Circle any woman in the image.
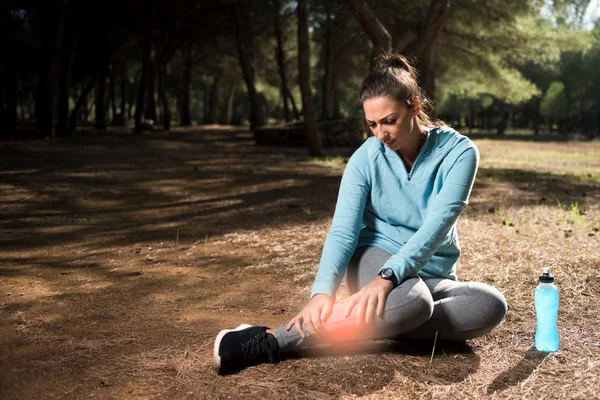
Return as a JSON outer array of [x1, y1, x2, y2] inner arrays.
[[213, 52, 507, 375]]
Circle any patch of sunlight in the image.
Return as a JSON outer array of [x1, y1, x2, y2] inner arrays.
[[131, 199, 245, 218], [565, 172, 600, 183], [57, 171, 111, 178], [78, 198, 125, 208], [150, 292, 190, 303], [480, 157, 544, 168], [36, 225, 83, 234], [36, 313, 65, 324], [229, 178, 312, 195], [0, 168, 42, 175], [136, 179, 194, 193], [475, 139, 600, 181], [307, 156, 347, 171], [0, 183, 36, 205]]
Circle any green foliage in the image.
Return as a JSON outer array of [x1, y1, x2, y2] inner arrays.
[[540, 81, 568, 119], [427, 330, 439, 375], [438, 13, 591, 105], [567, 202, 584, 225], [437, 92, 469, 118], [4, 0, 600, 135], [438, 54, 541, 104], [302, 204, 313, 215]]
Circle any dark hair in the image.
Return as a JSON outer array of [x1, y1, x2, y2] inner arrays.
[[359, 51, 443, 127]]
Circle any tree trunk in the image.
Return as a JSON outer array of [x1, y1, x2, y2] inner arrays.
[[128, 69, 138, 120], [0, 76, 4, 135], [408, 0, 451, 102], [345, 0, 391, 59], [144, 50, 157, 122], [35, 0, 67, 139], [0, 82, 5, 137], [55, 3, 79, 138], [286, 86, 300, 120], [202, 83, 210, 124], [18, 82, 26, 120], [532, 97, 539, 135], [233, 5, 262, 130], [95, 68, 108, 130], [134, 15, 152, 134], [68, 74, 96, 133], [497, 103, 508, 135], [418, 48, 436, 103], [321, 8, 335, 119], [95, 73, 107, 130], [411, 0, 451, 57], [82, 93, 90, 120], [273, 0, 291, 122], [467, 100, 475, 135], [109, 65, 117, 120], [332, 72, 342, 119], [120, 66, 127, 116], [225, 85, 235, 125], [594, 110, 600, 139], [3, 65, 18, 137], [180, 40, 192, 126], [297, 0, 322, 156], [157, 61, 171, 131], [209, 75, 220, 124]]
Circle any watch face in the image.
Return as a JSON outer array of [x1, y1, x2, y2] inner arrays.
[[381, 268, 393, 278]]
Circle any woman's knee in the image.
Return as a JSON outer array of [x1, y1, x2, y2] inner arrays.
[[465, 282, 507, 335], [431, 282, 507, 341], [384, 278, 434, 329]]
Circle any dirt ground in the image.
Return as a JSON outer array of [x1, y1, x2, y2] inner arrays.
[[1, 127, 599, 399]]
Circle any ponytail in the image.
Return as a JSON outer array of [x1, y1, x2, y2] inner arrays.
[[359, 51, 444, 127]]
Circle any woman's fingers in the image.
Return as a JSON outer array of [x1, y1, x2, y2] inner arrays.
[[309, 309, 325, 336], [365, 295, 378, 325], [356, 296, 368, 326], [286, 317, 294, 331], [377, 292, 386, 316], [344, 294, 358, 318], [286, 314, 306, 338], [293, 316, 306, 338], [321, 299, 333, 323]]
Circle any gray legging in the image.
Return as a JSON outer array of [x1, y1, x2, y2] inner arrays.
[[273, 246, 507, 353]]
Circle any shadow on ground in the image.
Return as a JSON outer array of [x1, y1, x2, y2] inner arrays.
[[0, 129, 343, 254], [2, 129, 597, 255], [295, 338, 480, 385], [486, 348, 547, 394], [0, 127, 596, 399]]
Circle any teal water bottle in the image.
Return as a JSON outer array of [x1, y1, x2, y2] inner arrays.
[[534, 267, 559, 352]]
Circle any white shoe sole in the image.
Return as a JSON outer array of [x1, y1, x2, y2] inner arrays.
[[213, 324, 252, 370]]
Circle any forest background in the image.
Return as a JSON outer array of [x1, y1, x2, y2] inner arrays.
[[1, 0, 600, 147]]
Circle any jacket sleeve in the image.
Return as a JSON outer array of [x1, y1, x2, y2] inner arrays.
[[380, 144, 479, 283], [310, 147, 371, 299]]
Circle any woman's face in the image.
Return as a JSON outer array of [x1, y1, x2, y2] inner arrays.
[[363, 96, 418, 151]]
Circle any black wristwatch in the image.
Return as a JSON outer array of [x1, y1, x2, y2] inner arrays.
[[379, 268, 399, 286]]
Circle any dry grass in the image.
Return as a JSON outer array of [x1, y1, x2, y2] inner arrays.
[[0, 128, 599, 399]]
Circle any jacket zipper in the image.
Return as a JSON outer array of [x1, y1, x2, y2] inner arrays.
[[404, 134, 428, 181], [401, 150, 423, 182]]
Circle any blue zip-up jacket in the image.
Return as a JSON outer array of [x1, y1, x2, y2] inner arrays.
[[311, 126, 479, 299]]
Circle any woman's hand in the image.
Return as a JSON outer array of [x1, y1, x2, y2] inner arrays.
[[286, 294, 334, 339], [344, 276, 394, 326]]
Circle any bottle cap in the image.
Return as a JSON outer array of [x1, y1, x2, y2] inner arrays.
[[539, 267, 554, 283]]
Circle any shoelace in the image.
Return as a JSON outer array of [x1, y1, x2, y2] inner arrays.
[[240, 332, 275, 363]]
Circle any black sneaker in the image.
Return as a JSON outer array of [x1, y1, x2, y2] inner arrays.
[[213, 324, 280, 374]]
